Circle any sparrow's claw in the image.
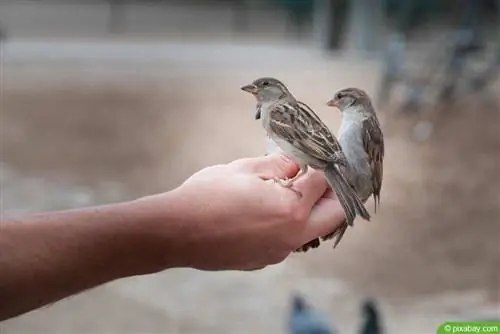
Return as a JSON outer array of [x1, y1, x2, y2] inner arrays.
[[271, 177, 303, 198], [273, 177, 293, 187]]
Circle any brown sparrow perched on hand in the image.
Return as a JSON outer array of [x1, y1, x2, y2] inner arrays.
[[326, 88, 384, 248], [241, 77, 371, 252]]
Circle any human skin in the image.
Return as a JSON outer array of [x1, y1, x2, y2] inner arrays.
[[0, 153, 346, 321]]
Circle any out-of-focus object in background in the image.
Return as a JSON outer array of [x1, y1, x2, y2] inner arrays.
[[344, 0, 385, 55], [358, 298, 384, 334], [274, 0, 313, 39], [312, 0, 348, 51], [410, 120, 433, 142], [107, 0, 126, 34], [465, 271, 500, 321], [326, 88, 384, 248], [467, 41, 500, 102], [0, 21, 7, 42], [288, 293, 337, 334], [231, 0, 257, 33], [377, 0, 499, 140], [376, 0, 421, 111], [376, 32, 406, 109]]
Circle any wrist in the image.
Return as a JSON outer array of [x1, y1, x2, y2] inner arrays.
[[120, 188, 197, 274]]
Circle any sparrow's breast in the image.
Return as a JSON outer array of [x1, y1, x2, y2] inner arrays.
[[339, 119, 373, 200], [265, 137, 284, 155], [270, 135, 327, 170]]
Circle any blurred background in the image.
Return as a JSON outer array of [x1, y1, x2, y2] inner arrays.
[[1, 0, 499, 333]]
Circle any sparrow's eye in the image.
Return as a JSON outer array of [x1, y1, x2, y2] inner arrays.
[[262, 81, 270, 87], [336, 93, 343, 100]]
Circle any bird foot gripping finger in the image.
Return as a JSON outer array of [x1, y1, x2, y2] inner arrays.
[[273, 176, 293, 187], [271, 177, 303, 198]]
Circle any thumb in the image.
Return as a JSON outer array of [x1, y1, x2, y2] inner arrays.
[[229, 153, 300, 179]]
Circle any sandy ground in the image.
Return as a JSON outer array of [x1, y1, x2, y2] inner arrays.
[[1, 39, 499, 333]]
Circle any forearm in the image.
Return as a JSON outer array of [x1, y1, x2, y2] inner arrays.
[[0, 190, 186, 321]]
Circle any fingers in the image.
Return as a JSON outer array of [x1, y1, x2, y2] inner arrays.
[[300, 197, 346, 244], [229, 154, 343, 246], [229, 153, 300, 180], [291, 170, 330, 209]]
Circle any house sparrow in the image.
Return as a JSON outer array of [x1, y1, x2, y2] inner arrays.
[[326, 88, 384, 248], [241, 77, 371, 252]]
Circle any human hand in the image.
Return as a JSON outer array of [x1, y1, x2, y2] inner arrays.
[[0, 154, 343, 321], [144, 154, 346, 271]]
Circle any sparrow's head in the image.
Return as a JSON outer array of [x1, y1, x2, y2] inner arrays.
[[241, 77, 291, 103], [241, 77, 292, 120], [326, 87, 373, 113]]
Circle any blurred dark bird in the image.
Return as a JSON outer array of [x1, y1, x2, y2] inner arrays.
[[358, 299, 383, 334], [288, 293, 337, 334]]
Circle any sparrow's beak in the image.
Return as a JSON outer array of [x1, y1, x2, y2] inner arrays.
[[241, 84, 259, 95], [255, 109, 261, 120], [326, 99, 338, 108]]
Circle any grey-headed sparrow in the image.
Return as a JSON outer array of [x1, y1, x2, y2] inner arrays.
[[325, 87, 384, 248], [241, 77, 371, 252]]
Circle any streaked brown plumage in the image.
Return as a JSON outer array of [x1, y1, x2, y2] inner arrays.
[[241, 78, 371, 252]]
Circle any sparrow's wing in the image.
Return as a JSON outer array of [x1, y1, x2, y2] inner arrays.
[[362, 115, 384, 211], [268, 100, 346, 164]]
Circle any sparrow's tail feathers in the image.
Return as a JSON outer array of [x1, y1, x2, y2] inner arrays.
[[320, 220, 348, 248], [333, 223, 348, 249], [353, 191, 371, 221], [324, 164, 371, 226], [324, 166, 356, 226]]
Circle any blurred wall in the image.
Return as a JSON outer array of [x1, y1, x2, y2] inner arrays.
[[0, 0, 293, 40]]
